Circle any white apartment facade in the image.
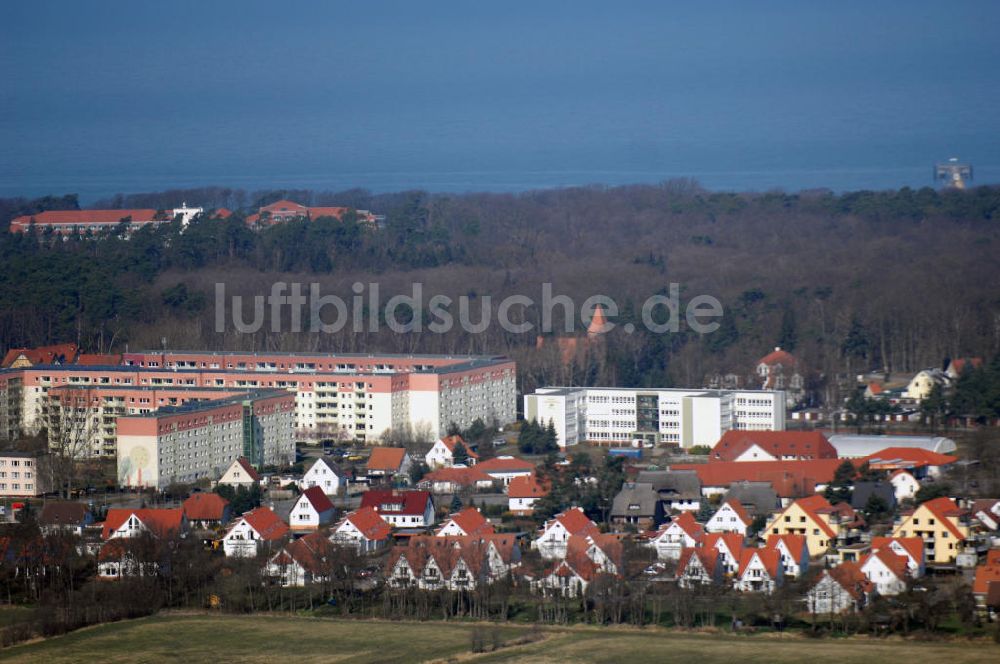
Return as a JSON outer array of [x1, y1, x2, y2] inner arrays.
[[524, 386, 785, 449]]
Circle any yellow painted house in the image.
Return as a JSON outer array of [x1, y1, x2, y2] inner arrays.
[[891, 496, 970, 565], [765, 494, 853, 557]]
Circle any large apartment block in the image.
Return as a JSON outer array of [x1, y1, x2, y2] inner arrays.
[[0, 372, 23, 441], [45, 385, 260, 458], [0, 351, 517, 452], [523, 387, 786, 449], [116, 390, 295, 490]]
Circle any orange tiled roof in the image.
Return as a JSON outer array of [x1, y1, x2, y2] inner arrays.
[[2, 343, 79, 367], [661, 511, 705, 541], [863, 447, 959, 469], [870, 536, 925, 565], [477, 456, 536, 474], [758, 348, 797, 367], [918, 497, 967, 541], [704, 531, 745, 557], [102, 508, 185, 540], [864, 548, 909, 579], [238, 507, 289, 541], [973, 563, 1000, 595], [677, 546, 720, 579], [11, 209, 160, 227], [273, 531, 338, 574], [438, 435, 480, 459], [340, 507, 392, 541], [508, 474, 548, 499], [586, 304, 608, 336], [672, 458, 843, 498], [549, 507, 599, 537], [183, 493, 229, 521], [826, 562, 873, 599], [367, 447, 407, 472], [793, 494, 838, 539], [423, 466, 492, 487], [438, 507, 494, 537], [766, 533, 806, 558], [710, 430, 836, 462], [75, 353, 122, 366], [738, 548, 781, 578], [300, 486, 335, 513], [949, 358, 983, 374]]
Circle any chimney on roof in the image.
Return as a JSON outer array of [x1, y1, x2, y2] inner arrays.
[[774, 346, 781, 352]]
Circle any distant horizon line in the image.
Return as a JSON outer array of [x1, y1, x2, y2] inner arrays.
[[5, 173, 999, 207]]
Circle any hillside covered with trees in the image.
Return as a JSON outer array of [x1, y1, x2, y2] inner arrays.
[[1, 183, 998, 401]]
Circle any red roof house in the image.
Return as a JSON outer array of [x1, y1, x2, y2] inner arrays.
[[710, 430, 837, 463], [436, 507, 495, 537], [182, 493, 231, 527], [101, 508, 187, 540]]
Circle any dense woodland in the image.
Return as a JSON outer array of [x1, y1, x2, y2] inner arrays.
[[1, 183, 999, 400]]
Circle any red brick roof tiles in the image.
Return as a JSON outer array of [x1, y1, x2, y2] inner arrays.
[[710, 430, 836, 462], [738, 548, 782, 579], [864, 548, 909, 580], [360, 490, 432, 517], [477, 456, 536, 474], [367, 447, 408, 472], [863, 447, 958, 469], [340, 507, 392, 541], [870, 536, 925, 565], [182, 493, 229, 522], [826, 562, 873, 599], [300, 486, 335, 513], [239, 507, 289, 541], [438, 507, 494, 537], [101, 508, 185, 540], [672, 459, 842, 498], [550, 507, 600, 537], [758, 348, 798, 367], [508, 474, 548, 499]]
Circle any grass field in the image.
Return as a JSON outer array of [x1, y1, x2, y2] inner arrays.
[[5, 614, 1000, 663]]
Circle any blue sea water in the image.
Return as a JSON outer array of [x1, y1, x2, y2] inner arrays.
[[2, 1, 999, 202]]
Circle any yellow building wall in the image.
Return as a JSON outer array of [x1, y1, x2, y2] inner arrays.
[[766, 503, 833, 557], [892, 505, 968, 565]]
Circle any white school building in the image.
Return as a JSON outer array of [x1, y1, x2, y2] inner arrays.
[[523, 386, 785, 449]]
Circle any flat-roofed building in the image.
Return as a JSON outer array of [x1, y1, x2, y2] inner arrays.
[[116, 390, 295, 490], [0, 450, 53, 497], [1, 350, 517, 448], [45, 385, 254, 459], [524, 386, 785, 449], [0, 371, 23, 440]]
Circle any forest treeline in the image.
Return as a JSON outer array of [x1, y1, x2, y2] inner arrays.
[[1, 182, 998, 396]]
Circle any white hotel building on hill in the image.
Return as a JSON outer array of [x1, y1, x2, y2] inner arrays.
[[523, 387, 785, 449]]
